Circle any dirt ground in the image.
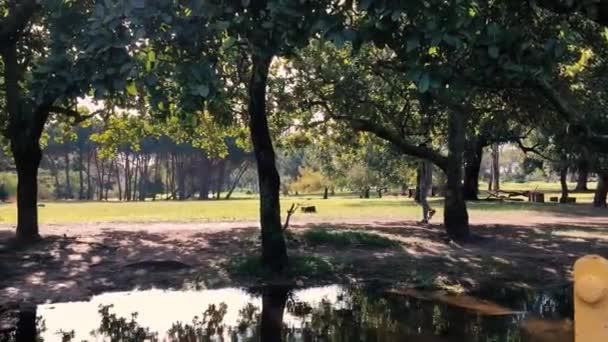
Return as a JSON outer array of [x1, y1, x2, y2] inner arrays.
[[1, 210, 607, 311]]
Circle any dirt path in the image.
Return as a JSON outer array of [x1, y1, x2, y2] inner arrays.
[[1, 211, 607, 309]]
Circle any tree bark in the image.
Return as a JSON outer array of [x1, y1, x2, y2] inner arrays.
[[198, 154, 211, 200], [215, 158, 227, 200], [64, 151, 72, 199], [248, 53, 287, 272], [490, 143, 500, 191], [78, 147, 85, 200], [575, 159, 589, 191], [463, 137, 484, 201], [260, 286, 289, 342], [2, 42, 46, 242], [114, 159, 122, 201], [14, 145, 42, 242], [444, 110, 470, 240], [593, 172, 608, 208], [86, 151, 93, 200], [560, 166, 569, 202], [323, 186, 329, 199]]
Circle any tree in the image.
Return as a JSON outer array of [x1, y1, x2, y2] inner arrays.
[[0, 1, 111, 242]]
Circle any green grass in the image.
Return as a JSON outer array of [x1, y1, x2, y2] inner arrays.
[[301, 229, 397, 249], [228, 255, 334, 279], [0, 181, 603, 225]]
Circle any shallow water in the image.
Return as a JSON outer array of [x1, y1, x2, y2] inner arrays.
[[4, 284, 573, 342]]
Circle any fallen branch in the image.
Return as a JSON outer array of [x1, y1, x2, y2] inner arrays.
[[283, 203, 300, 231]]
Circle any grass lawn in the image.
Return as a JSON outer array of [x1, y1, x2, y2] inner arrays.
[[0, 183, 604, 224]]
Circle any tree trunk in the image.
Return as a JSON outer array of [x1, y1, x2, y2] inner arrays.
[[260, 287, 289, 342], [225, 161, 250, 200], [114, 159, 122, 201], [14, 145, 42, 242], [198, 154, 211, 200], [2, 40, 46, 242], [46, 154, 61, 197], [490, 143, 500, 191], [177, 154, 186, 200], [215, 159, 227, 200], [560, 166, 569, 202], [463, 137, 484, 201], [363, 187, 370, 198], [78, 147, 85, 200], [86, 151, 93, 200], [593, 172, 608, 207], [575, 159, 589, 191], [323, 186, 329, 199], [124, 153, 131, 201], [64, 151, 72, 199], [444, 110, 470, 240], [248, 54, 287, 272]]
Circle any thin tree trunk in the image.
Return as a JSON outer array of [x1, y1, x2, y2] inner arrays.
[[248, 54, 287, 272], [323, 186, 329, 199], [132, 155, 139, 201], [593, 172, 608, 207], [94, 151, 103, 201], [463, 137, 484, 201], [64, 151, 72, 199], [575, 159, 589, 191], [114, 159, 122, 201], [198, 154, 211, 200], [490, 143, 500, 191], [444, 110, 470, 240], [225, 161, 250, 200], [560, 166, 569, 202], [215, 159, 227, 200], [124, 153, 131, 201], [86, 150, 93, 200], [46, 154, 61, 197], [78, 147, 85, 200]]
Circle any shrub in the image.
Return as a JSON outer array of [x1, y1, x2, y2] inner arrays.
[[301, 229, 397, 249]]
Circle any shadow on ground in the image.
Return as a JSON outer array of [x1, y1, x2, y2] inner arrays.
[[0, 215, 606, 308]]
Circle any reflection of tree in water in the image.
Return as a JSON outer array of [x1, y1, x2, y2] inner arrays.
[[50, 286, 570, 342]]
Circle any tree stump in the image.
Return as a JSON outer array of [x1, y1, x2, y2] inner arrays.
[[529, 192, 545, 203]]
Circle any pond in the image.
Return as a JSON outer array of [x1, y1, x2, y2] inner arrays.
[[3, 284, 573, 342]]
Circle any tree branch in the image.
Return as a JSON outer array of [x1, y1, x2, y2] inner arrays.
[[48, 106, 105, 124], [332, 114, 449, 171]]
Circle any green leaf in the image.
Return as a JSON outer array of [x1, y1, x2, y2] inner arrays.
[[126, 82, 138, 96]]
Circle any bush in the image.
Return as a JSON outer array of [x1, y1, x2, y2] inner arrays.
[[301, 229, 397, 249], [0, 172, 17, 199], [289, 167, 328, 194], [228, 255, 333, 279]]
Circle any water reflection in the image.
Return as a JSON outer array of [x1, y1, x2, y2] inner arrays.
[[3, 284, 573, 342]]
